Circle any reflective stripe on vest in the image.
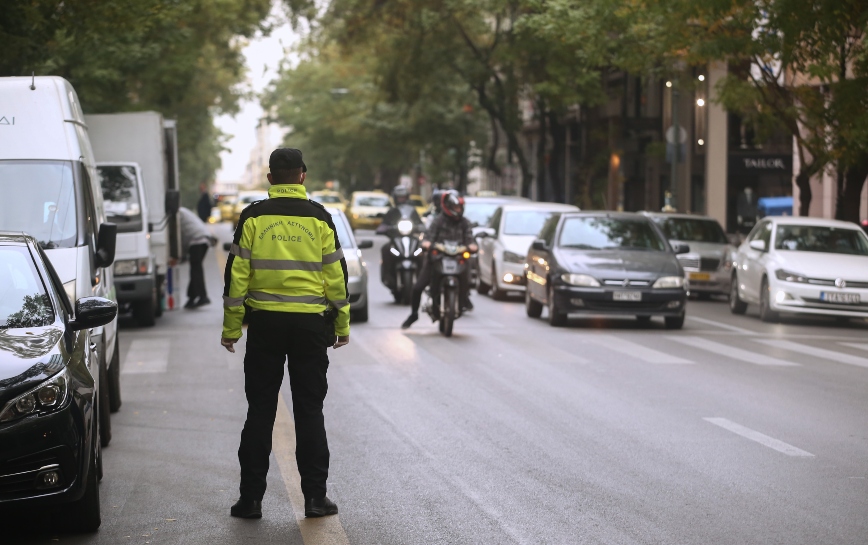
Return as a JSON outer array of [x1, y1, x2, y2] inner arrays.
[[247, 291, 328, 306], [250, 259, 322, 272], [322, 248, 344, 265]]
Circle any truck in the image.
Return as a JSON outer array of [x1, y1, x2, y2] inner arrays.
[[84, 112, 181, 326]]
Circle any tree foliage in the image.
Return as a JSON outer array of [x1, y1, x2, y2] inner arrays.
[[0, 0, 271, 205]]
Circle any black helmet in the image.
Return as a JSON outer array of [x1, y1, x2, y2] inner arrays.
[[430, 189, 444, 212], [392, 185, 409, 205], [441, 190, 464, 219]]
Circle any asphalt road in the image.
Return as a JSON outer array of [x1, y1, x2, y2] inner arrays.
[[6, 222, 868, 544]]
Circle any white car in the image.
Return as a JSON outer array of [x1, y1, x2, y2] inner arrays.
[[730, 217, 868, 321], [326, 208, 373, 322], [476, 202, 579, 299]]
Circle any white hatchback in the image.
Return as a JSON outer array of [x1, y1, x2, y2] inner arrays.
[[730, 216, 868, 321]]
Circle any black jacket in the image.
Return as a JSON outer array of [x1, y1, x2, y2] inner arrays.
[[423, 214, 474, 246]]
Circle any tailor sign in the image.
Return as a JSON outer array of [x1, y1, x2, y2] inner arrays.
[[729, 154, 792, 176]]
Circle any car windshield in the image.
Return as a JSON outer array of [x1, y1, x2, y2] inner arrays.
[[774, 225, 868, 256], [0, 161, 77, 249], [240, 194, 266, 204], [355, 195, 390, 207], [329, 213, 355, 249], [465, 203, 500, 226], [98, 165, 142, 233], [655, 217, 727, 244], [0, 246, 54, 329], [313, 194, 343, 204], [503, 211, 554, 236], [559, 217, 667, 251]]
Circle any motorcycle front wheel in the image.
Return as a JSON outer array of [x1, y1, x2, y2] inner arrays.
[[441, 286, 456, 337], [400, 269, 414, 305]]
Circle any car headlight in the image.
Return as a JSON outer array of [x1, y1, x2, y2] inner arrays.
[[653, 276, 685, 289], [561, 274, 600, 287], [346, 258, 363, 278], [0, 368, 69, 424], [63, 280, 76, 303], [775, 269, 809, 283], [502, 250, 526, 264], [397, 220, 414, 235], [114, 258, 151, 276]]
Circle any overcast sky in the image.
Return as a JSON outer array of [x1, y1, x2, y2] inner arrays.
[[214, 5, 299, 183]]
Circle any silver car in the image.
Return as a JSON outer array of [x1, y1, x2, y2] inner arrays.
[[643, 212, 735, 298], [326, 208, 373, 322]]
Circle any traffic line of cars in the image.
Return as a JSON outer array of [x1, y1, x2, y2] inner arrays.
[[472, 201, 868, 328]]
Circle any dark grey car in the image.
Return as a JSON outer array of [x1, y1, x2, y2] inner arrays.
[[524, 212, 689, 328]]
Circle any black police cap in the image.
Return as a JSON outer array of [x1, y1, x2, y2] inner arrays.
[[269, 148, 307, 173]]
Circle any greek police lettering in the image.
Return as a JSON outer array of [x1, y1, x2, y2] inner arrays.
[[259, 220, 285, 240], [273, 234, 304, 242]]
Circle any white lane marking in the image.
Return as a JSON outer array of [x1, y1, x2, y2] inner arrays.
[[587, 335, 693, 364], [686, 316, 758, 335], [704, 418, 814, 457], [669, 336, 799, 366], [121, 339, 170, 374], [757, 339, 868, 369], [274, 394, 351, 545]]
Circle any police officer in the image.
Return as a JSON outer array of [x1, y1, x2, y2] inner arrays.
[[221, 148, 350, 519]]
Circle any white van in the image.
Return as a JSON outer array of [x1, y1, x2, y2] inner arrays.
[[0, 76, 120, 445]]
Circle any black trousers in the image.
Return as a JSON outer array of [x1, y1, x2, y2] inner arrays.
[[410, 257, 470, 315], [238, 311, 331, 501], [187, 243, 209, 302]]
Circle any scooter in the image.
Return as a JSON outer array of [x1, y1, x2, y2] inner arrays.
[[382, 216, 423, 304], [423, 241, 472, 337]]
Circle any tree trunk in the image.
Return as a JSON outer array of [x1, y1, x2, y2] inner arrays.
[[535, 97, 547, 201], [837, 151, 868, 223], [547, 111, 565, 203], [795, 169, 813, 217]]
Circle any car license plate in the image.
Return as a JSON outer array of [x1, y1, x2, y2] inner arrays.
[[689, 272, 711, 281], [613, 291, 642, 302], [820, 292, 861, 304]]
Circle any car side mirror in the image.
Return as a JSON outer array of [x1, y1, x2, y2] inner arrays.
[[69, 297, 118, 331], [165, 189, 181, 215], [749, 239, 766, 252], [531, 239, 548, 251], [357, 240, 374, 249], [670, 241, 690, 254], [94, 223, 117, 268]]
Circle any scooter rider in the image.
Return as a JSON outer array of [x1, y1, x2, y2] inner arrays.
[[378, 185, 423, 290], [402, 191, 476, 329]]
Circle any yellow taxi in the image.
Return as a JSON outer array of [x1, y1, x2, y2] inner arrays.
[[409, 194, 427, 218], [310, 190, 347, 213], [218, 195, 237, 223], [232, 190, 269, 227], [347, 190, 390, 231]]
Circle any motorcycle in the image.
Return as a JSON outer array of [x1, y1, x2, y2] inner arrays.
[[381, 215, 423, 305], [423, 241, 472, 337]]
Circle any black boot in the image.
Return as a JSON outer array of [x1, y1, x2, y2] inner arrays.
[[305, 496, 339, 518], [401, 313, 418, 329], [230, 498, 262, 519]]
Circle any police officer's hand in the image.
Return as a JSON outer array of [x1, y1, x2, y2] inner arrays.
[[221, 337, 239, 353], [333, 335, 350, 349]]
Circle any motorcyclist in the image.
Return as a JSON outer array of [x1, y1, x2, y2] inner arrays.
[[378, 185, 423, 290], [401, 191, 477, 329]]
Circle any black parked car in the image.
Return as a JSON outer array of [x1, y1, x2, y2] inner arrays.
[[0, 233, 117, 532], [524, 212, 690, 328]]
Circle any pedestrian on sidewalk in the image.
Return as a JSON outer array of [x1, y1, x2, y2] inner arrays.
[[178, 206, 214, 308], [197, 183, 213, 223], [221, 148, 350, 520]]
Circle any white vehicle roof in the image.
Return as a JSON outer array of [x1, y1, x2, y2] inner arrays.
[[498, 202, 579, 212], [763, 216, 863, 230]]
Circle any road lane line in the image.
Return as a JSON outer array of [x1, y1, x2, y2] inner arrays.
[[703, 417, 815, 457], [669, 336, 799, 366], [756, 339, 868, 369], [121, 339, 170, 374], [686, 316, 758, 335], [587, 335, 694, 364], [274, 394, 350, 545]]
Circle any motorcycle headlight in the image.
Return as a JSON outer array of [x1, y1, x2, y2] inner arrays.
[[345, 258, 363, 278], [653, 276, 685, 289], [63, 280, 76, 304], [561, 274, 600, 287], [397, 220, 414, 236], [502, 250, 525, 263], [775, 269, 809, 283], [0, 368, 70, 424], [114, 258, 151, 276]]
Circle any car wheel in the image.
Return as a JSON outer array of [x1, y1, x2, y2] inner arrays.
[[475, 267, 490, 295], [490, 266, 506, 301], [547, 285, 567, 327], [66, 447, 101, 532], [525, 288, 543, 318], [730, 273, 748, 315], [351, 305, 369, 323], [107, 337, 122, 413], [664, 313, 685, 329], [154, 275, 164, 318], [759, 277, 779, 323], [132, 281, 158, 327], [98, 351, 112, 448]]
